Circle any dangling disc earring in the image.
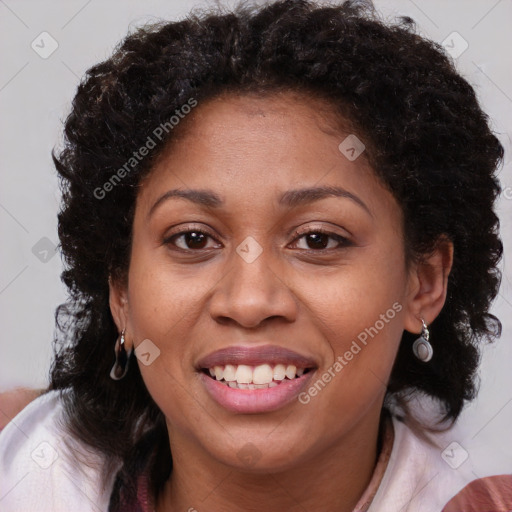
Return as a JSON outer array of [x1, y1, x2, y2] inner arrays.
[[110, 329, 133, 380], [412, 318, 433, 362]]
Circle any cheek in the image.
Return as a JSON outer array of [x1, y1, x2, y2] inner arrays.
[[299, 246, 406, 341], [296, 245, 406, 397], [126, 246, 206, 338], [298, 285, 404, 436], [127, 271, 179, 337], [123, 256, 197, 391], [125, 257, 203, 423]]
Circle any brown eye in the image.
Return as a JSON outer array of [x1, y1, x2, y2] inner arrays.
[[180, 231, 208, 249], [304, 233, 330, 249], [291, 230, 351, 251], [164, 230, 220, 251]]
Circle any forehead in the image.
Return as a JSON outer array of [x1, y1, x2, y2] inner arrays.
[[173, 90, 351, 142], [142, 91, 370, 182], [134, 91, 397, 224]]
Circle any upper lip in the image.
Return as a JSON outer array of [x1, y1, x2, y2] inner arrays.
[[197, 345, 318, 369]]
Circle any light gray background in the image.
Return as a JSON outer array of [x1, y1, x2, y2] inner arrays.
[[1, 0, 511, 472]]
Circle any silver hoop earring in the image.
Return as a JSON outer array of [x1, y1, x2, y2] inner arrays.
[[412, 318, 433, 362], [110, 329, 133, 380]]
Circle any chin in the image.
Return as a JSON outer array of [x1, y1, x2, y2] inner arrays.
[[205, 433, 311, 474]]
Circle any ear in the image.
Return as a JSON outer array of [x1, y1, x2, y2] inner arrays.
[[403, 236, 454, 334], [108, 274, 133, 350]]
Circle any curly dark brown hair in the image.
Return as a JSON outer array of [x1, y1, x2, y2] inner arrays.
[[48, 0, 503, 507]]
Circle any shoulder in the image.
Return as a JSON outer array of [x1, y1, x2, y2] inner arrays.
[[368, 415, 512, 512], [0, 387, 43, 430], [0, 389, 118, 512]]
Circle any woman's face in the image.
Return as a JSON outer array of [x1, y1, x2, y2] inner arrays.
[[111, 92, 434, 471]]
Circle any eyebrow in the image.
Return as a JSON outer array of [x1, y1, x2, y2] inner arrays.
[[147, 185, 372, 219]]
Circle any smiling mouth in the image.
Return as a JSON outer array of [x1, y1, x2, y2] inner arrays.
[[201, 363, 314, 389]]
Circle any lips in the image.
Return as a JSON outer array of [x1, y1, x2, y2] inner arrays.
[[196, 345, 318, 370], [196, 345, 318, 413]]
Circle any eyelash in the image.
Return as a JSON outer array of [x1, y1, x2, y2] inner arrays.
[[291, 227, 351, 251], [163, 226, 351, 253]]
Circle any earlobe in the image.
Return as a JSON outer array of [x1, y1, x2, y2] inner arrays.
[[108, 274, 130, 340], [403, 236, 454, 334]]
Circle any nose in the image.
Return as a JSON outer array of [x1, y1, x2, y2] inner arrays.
[[208, 245, 298, 329]]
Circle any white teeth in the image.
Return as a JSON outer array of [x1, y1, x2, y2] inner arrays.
[[285, 365, 297, 379], [273, 364, 286, 381], [214, 366, 224, 380], [224, 381, 278, 390], [223, 364, 237, 382], [253, 364, 273, 385], [207, 362, 309, 386], [234, 364, 253, 384]]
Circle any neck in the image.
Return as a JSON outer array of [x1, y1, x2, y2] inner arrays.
[[156, 408, 387, 512]]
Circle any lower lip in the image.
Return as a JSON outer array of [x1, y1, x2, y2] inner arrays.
[[199, 371, 316, 414]]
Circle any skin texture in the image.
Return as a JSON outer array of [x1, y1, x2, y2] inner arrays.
[[110, 92, 453, 512], [0, 388, 43, 430]]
